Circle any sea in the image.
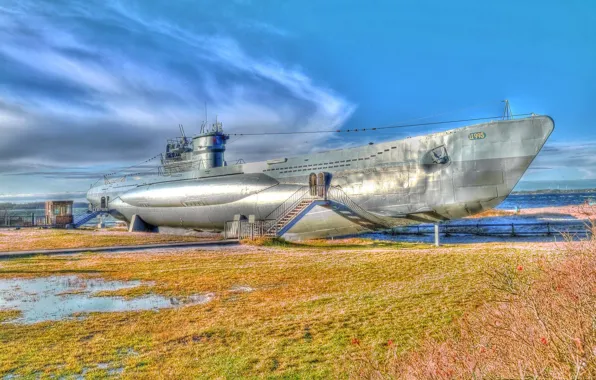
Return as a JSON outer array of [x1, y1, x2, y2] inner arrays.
[[496, 192, 595, 210], [362, 191, 596, 243]]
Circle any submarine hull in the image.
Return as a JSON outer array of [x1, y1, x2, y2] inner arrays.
[[87, 116, 554, 239]]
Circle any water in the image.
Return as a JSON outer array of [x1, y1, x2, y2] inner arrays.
[[360, 192, 595, 243], [0, 276, 213, 324], [498, 192, 595, 210], [515, 179, 596, 191]]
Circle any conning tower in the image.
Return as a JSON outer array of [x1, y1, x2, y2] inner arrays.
[[192, 120, 229, 169]]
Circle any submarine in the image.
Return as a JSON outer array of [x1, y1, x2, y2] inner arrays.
[[86, 115, 554, 239]]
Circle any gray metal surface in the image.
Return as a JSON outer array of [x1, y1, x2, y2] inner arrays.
[[87, 116, 554, 239]]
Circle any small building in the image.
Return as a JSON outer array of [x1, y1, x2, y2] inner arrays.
[[45, 200, 74, 227]]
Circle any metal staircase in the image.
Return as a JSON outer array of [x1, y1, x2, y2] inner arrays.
[[262, 187, 325, 236], [326, 187, 393, 229], [269, 198, 317, 233], [224, 185, 394, 239], [72, 209, 108, 228]]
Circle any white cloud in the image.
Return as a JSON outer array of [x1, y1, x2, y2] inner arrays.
[[0, 0, 355, 193], [525, 141, 596, 181]]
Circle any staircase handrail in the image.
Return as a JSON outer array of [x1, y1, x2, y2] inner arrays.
[[72, 209, 109, 228], [263, 186, 324, 233], [252, 185, 392, 238], [263, 186, 310, 222], [326, 187, 393, 228], [73, 212, 97, 227]]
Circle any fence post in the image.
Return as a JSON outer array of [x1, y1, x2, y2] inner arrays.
[[547, 222, 551, 236], [434, 224, 440, 247], [511, 223, 515, 237]]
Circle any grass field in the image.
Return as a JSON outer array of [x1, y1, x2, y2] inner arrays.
[[0, 238, 543, 378], [0, 229, 220, 252]]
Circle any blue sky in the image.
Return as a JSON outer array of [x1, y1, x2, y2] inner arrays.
[[0, 0, 595, 201]]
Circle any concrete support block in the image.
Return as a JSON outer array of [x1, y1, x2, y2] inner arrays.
[[128, 214, 157, 233]]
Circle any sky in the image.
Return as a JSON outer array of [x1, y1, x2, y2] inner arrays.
[[0, 0, 595, 201]]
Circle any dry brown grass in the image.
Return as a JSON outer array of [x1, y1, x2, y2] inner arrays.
[[350, 231, 596, 379], [241, 236, 421, 249], [0, 229, 221, 252], [0, 309, 21, 323], [516, 204, 596, 220], [467, 209, 515, 218], [0, 241, 534, 378]]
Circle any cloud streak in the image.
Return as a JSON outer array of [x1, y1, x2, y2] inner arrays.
[[0, 0, 355, 195], [525, 141, 596, 181]]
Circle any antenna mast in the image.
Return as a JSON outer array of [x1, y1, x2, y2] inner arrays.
[[502, 99, 513, 120], [200, 102, 208, 134]]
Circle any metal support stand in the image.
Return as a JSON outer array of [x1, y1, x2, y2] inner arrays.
[[434, 224, 440, 247]]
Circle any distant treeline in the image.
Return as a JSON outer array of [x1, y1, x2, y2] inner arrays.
[[512, 188, 596, 195], [0, 202, 89, 210]]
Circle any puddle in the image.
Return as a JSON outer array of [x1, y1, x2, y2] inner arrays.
[[107, 367, 124, 376], [230, 285, 254, 293], [0, 276, 213, 324], [95, 363, 124, 375]]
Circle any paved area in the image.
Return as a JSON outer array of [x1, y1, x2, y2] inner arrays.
[[0, 240, 239, 260]]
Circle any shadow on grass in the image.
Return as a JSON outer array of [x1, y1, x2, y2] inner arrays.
[[0, 269, 107, 275], [242, 237, 428, 250]]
